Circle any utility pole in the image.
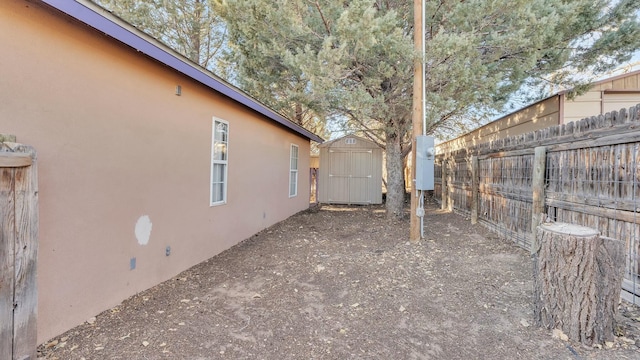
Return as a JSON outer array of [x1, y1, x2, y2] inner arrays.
[[409, 0, 424, 243]]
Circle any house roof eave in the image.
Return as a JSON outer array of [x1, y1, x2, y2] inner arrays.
[[39, 0, 324, 143]]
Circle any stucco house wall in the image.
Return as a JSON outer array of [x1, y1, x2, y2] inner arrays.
[[438, 70, 640, 153], [438, 96, 561, 153], [563, 70, 640, 123], [1, 0, 320, 343]]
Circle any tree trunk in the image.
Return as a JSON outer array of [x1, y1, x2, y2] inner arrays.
[[533, 222, 625, 346], [385, 130, 405, 219]]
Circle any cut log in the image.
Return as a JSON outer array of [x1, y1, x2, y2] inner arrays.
[[533, 222, 624, 345]]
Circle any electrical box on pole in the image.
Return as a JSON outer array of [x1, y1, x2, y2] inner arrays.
[[415, 135, 435, 190]]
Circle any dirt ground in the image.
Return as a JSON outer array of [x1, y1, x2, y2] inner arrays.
[[39, 200, 640, 359]]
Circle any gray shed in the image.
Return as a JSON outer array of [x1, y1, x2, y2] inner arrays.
[[318, 135, 383, 204]]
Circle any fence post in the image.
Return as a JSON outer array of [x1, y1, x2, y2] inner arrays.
[[531, 146, 546, 255], [470, 155, 479, 224], [0, 144, 38, 360], [440, 156, 448, 210]]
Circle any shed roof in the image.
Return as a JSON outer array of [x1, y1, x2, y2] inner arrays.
[[318, 135, 381, 149], [39, 0, 323, 143]]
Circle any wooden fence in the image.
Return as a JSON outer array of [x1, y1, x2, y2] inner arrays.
[[0, 141, 38, 360], [435, 104, 640, 304]]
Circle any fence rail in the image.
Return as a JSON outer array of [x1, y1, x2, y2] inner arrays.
[[435, 104, 640, 304]]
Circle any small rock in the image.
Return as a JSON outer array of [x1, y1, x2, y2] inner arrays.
[[339, 328, 347, 334], [60, 336, 69, 342], [180, 299, 190, 303], [86, 317, 96, 325], [605, 341, 614, 349], [178, 322, 186, 326], [399, 305, 406, 312], [350, 303, 360, 308], [620, 337, 636, 345], [142, 341, 150, 347], [45, 340, 59, 348], [159, 342, 167, 347], [520, 319, 530, 328], [316, 265, 326, 272], [253, 293, 262, 299], [94, 346, 104, 351], [57, 341, 67, 348], [552, 329, 568, 341]]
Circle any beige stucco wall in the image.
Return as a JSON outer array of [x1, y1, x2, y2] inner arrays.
[[438, 96, 560, 153], [563, 72, 640, 123], [1, 0, 311, 343], [438, 71, 640, 154]]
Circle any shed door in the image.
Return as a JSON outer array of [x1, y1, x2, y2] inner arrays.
[[328, 150, 372, 204]]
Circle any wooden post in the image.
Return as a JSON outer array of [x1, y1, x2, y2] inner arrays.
[[446, 157, 453, 212], [0, 144, 38, 360], [0, 164, 16, 360], [470, 155, 479, 224], [441, 156, 448, 210], [530, 146, 546, 255], [533, 222, 624, 346], [409, 0, 424, 242]]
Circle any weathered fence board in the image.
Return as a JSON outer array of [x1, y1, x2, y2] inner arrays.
[[0, 143, 38, 360], [1, 167, 16, 360], [436, 103, 640, 303]]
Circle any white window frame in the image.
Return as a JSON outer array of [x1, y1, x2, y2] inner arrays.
[[210, 118, 229, 206], [289, 144, 299, 197]]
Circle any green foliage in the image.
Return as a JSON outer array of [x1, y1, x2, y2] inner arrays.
[[95, 0, 640, 218], [216, 0, 639, 217], [94, 0, 228, 71], [217, 0, 639, 139], [215, 0, 415, 145]]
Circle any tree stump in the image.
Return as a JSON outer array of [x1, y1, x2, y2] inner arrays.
[[533, 222, 625, 345]]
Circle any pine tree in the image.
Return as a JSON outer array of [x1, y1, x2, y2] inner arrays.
[[216, 0, 640, 219], [95, 0, 228, 71]]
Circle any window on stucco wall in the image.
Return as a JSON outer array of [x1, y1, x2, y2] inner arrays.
[[211, 118, 228, 206], [289, 144, 299, 197]]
